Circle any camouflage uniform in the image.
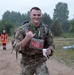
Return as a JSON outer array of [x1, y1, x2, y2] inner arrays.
[[14, 21, 55, 75]]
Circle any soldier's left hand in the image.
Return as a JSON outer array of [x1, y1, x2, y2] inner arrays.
[[46, 48, 51, 56]]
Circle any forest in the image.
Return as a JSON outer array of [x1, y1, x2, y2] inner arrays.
[[0, 2, 74, 37]]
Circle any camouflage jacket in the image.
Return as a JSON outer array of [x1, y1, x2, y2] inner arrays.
[[14, 21, 55, 56]]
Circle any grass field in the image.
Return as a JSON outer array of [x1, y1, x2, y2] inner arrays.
[[53, 37, 74, 67]]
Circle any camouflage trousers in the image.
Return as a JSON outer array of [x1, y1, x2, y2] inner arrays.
[[20, 56, 49, 75]]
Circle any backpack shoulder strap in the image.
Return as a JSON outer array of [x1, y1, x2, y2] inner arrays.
[[22, 21, 29, 25]]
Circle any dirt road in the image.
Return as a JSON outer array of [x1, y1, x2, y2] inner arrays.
[[0, 42, 74, 75]]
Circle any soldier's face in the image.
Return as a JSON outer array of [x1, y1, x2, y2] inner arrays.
[[30, 9, 42, 26]]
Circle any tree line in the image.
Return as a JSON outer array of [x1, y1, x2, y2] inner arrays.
[[0, 2, 74, 37]]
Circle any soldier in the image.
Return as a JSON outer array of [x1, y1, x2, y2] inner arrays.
[[14, 7, 55, 75]]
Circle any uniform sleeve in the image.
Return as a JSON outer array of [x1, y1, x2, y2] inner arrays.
[[44, 30, 55, 56], [14, 27, 25, 52]]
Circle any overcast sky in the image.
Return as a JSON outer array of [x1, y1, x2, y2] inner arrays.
[[0, 0, 74, 20]]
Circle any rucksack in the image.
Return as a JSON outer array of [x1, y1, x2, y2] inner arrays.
[[11, 21, 29, 53]]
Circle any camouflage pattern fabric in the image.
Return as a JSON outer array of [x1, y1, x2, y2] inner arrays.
[[14, 22, 55, 55], [20, 57, 49, 75], [14, 21, 55, 75]]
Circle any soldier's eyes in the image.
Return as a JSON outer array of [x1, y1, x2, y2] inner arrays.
[[33, 14, 41, 16]]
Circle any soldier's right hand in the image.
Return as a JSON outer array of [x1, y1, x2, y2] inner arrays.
[[26, 30, 36, 40]]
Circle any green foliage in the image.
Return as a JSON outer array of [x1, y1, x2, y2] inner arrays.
[[0, 20, 14, 35], [2, 11, 30, 26], [62, 20, 71, 32], [41, 13, 52, 27], [50, 20, 62, 36], [2, 10, 10, 21], [62, 32, 74, 38], [53, 2, 69, 23], [24, 11, 30, 21], [69, 19, 74, 32], [2, 10, 52, 27]]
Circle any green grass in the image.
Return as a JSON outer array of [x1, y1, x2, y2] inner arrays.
[[62, 32, 74, 38], [52, 37, 74, 67]]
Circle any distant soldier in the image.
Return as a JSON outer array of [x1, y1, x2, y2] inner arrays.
[[1, 30, 9, 50], [14, 7, 55, 75]]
